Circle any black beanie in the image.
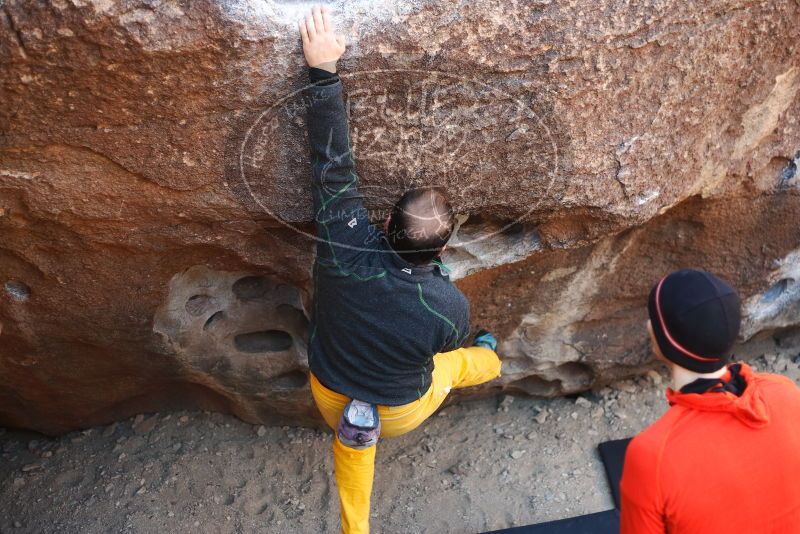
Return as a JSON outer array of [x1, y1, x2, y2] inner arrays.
[[647, 269, 741, 373]]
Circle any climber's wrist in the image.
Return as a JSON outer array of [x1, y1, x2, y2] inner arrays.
[[312, 60, 337, 74], [308, 66, 339, 85]]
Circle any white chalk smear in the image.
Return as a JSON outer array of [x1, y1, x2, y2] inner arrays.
[[218, 0, 420, 29], [635, 189, 660, 206], [0, 170, 38, 180]]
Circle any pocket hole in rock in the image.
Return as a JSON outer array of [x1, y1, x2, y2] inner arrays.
[[4, 281, 30, 302], [762, 278, 792, 304], [270, 371, 309, 390], [552, 361, 595, 392], [232, 276, 270, 301], [506, 376, 562, 397], [234, 330, 293, 353], [778, 150, 799, 187], [203, 311, 226, 331], [185, 294, 217, 316]]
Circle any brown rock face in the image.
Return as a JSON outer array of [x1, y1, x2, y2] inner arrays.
[[1, 0, 799, 434]]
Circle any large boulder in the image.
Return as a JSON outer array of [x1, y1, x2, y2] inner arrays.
[[1, 0, 798, 434]]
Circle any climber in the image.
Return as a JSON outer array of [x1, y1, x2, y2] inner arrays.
[[298, 6, 502, 534], [620, 269, 800, 533]]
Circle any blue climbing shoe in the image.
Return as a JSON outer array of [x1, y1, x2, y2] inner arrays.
[[473, 329, 497, 351]]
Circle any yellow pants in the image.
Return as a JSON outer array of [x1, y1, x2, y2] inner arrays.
[[310, 346, 502, 534]]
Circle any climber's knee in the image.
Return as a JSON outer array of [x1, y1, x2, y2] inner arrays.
[[337, 399, 380, 449]]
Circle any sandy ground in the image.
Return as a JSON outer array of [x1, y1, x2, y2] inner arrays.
[[3, 353, 799, 534]]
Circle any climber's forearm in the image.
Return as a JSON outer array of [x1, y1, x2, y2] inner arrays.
[[304, 66, 351, 188], [306, 77, 354, 186], [301, 5, 370, 253], [305, 80, 371, 253]]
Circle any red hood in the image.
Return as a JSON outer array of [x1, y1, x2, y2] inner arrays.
[[666, 363, 770, 428]]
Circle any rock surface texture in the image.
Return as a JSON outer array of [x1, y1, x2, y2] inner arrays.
[[1, 0, 799, 434]]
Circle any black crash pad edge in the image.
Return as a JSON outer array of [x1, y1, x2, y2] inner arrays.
[[483, 508, 620, 534]]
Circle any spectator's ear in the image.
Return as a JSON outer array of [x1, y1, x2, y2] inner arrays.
[[383, 215, 391, 233]]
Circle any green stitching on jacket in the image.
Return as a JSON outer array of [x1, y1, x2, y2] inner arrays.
[[316, 171, 357, 212], [314, 181, 387, 282], [417, 283, 459, 345], [431, 259, 451, 274]]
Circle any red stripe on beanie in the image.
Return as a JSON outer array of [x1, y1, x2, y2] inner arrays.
[[654, 277, 720, 363]]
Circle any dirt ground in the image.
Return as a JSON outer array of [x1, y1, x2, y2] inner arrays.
[[2, 352, 799, 534]]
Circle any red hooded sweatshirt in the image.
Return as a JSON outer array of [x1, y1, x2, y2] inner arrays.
[[620, 363, 800, 533]]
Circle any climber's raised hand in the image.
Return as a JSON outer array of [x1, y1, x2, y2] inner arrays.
[[299, 5, 346, 73]]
